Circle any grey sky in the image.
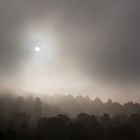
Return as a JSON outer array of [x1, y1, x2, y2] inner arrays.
[[0, 0, 140, 102]]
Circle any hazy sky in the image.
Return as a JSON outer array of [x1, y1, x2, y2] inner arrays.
[[0, 0, 140, 102]]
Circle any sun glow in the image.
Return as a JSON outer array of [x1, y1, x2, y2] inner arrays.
[[35, 46, 40, 52]]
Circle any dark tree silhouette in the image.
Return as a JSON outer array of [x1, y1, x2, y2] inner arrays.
[[0, 93, 140, 139]]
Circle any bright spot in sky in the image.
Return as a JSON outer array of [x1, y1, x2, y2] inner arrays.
[[35, 46, 40, 52]]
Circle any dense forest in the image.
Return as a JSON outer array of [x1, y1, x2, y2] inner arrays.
[[0, 92, 140, 139], [0, 108, 140, 139]]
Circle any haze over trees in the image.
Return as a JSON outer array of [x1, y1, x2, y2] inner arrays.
[[0, 92, 139, 139], [0, 92, 140, 139], [0, 92, 140, 119]]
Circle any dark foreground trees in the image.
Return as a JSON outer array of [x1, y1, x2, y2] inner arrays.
[[0, 93, 140, 139], [0, 113, 139, 140]]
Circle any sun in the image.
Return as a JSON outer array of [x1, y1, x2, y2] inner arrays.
[[35, 46, 40, 52]]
